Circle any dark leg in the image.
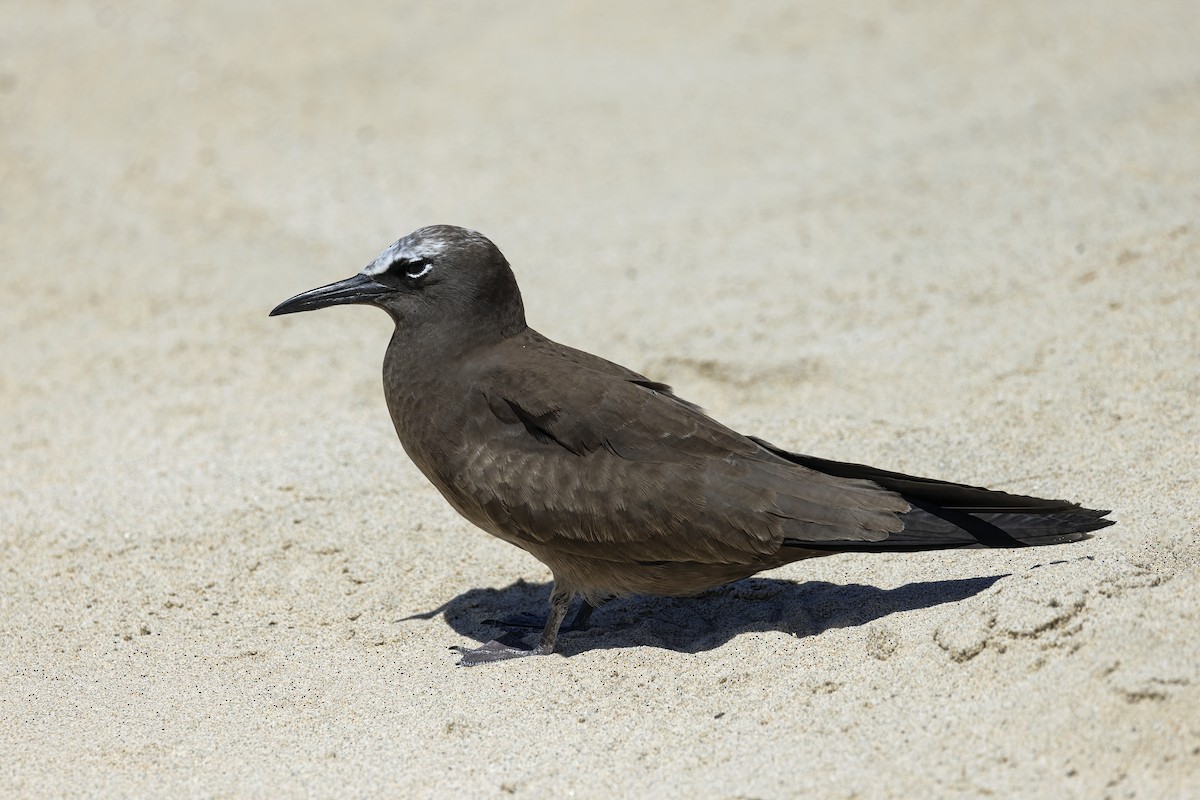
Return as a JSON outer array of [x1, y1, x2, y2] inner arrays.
[[569, 600, 594, 631], [455, 583, 574, 666]]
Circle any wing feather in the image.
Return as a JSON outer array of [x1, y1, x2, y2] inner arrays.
[[435, 339, 908, 566]]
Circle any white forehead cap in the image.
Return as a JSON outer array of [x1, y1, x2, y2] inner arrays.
[[362, 231, 450, 276]]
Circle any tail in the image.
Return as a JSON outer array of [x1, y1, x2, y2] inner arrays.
[[751, 438, 1114, 553]]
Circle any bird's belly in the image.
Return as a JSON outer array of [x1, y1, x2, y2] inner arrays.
[[521, 545, 800, 602]]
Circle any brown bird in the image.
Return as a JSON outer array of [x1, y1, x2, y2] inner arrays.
[[270, 225, 1112, 665]]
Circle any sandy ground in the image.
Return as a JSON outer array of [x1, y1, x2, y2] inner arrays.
[[3, 2, 1199, 797]]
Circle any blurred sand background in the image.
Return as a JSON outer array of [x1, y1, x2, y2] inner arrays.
[[2, 2, 1199, 797]]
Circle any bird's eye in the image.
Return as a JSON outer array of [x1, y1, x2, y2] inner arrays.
[[404, 261, 433, 281]]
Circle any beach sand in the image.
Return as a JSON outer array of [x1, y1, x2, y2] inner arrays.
[[2, 2, 1198, 796]]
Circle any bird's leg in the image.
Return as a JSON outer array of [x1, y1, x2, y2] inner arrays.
[[569, 600, 594, 631], [455, 583, 574, 666], [533, 585, 572, 653]]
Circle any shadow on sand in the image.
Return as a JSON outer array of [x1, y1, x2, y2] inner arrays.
[[402, 574, 1005, 657]]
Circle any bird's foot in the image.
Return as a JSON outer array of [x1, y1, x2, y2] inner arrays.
[[453, 639, 548, 666]]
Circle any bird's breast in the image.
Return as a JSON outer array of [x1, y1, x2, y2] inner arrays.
[[381, 361, 514, 536]]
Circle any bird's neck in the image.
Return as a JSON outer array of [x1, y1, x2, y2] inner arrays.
[[381, 319, 527, 415]]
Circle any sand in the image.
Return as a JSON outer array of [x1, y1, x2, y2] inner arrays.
[[2, 2, 1198, 797]]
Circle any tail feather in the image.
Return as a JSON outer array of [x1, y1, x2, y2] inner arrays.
[[751, 438, 1115, 552]]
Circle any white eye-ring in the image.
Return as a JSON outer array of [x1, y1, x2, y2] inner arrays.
[[405, 261, 434, 280]]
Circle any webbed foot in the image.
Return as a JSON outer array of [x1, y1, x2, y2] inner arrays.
[[453, 639, 549, 666]]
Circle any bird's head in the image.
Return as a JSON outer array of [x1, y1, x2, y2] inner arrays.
[[270, 225, 526, 345]]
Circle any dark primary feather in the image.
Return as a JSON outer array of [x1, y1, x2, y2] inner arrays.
[[751, 439, 1114, 551]]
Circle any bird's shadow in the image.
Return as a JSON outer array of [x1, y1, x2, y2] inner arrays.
[[401, 574, 1006, 657]]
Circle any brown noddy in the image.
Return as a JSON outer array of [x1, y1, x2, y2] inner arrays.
[[270, 225, 1113, 665]]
